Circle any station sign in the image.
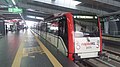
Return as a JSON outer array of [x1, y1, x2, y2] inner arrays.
[[8, 8, 23, 13]]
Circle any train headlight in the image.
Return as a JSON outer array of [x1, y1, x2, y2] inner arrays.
[[96, 40, 100, 48], [76, 45, 80, 50]]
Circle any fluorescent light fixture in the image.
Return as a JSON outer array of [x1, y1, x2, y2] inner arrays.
[[77, 16, 80, 18], [27, 9, 43, 13], [111, 18, 119, 21], [75, 15, 93, 19], [27, 15, 44, 20], [12, 0, 16, 5], [27, 15, 35, 19], [74, 16, 77, 18], [85, 16, 93, 19], [0, 5, 8, 8], [80, 16, 86, 18], [27, 9, 35, 11], [36, 17, 44, 20], [72, 0, 82, 5], [95, 16, 97, 19]]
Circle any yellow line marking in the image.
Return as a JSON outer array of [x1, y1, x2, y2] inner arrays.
[[23, 48, 28, 57], [31, 31, 63, 67], [23, 46, 45, 56], [12, 32, 27, 67]]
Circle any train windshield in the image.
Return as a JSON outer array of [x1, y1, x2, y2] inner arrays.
[[74, 16, 99, 37]]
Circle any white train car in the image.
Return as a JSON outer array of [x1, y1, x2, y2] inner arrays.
[[38, 12, 102, 61]]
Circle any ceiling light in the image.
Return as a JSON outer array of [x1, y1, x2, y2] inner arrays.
[[27, 9, 35, 11], [36, 17, 44, 20], [27, 15, 35, 19], [72, 0, 82, 5], [0, 5, 8, 8], [12, 0, 16, 5]]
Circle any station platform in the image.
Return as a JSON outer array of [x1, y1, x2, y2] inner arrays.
[[0, 29, 78, 67]]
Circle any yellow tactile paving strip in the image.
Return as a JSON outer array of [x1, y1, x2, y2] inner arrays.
[[23, 46, 45, 57], [12, 32, 27, 67], [12, 30, 63, 67], [31, 30, 63, 67]]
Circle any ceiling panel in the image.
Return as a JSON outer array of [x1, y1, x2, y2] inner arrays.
[[76, 0, 120, 13], [1, 0, 120, 22]]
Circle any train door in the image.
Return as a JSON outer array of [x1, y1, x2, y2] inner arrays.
[[58, 17, 68, 48]]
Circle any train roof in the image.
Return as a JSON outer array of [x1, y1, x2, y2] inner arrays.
[[44, 12, 98, 21], [44, 12, 71, 21]]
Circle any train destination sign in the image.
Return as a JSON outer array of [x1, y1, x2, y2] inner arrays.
[[8, 8, 23, 13]]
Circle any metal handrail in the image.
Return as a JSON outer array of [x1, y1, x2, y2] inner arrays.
[[47, 32, 67, 55], [57, 36, 68, 55], [103, 31, 120, 36]]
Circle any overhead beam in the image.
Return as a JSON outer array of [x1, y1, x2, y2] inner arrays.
[[25, 17, 42, 22], [3, 14, 20, 17], [2, 14, 21, 19], [17, 3, 64, 14], [78, 2, 119, 12], [28, 1, 86, 14], [76, 6, 108, 15], [99, 10, 120, 17], [17, 0, 107, 15], [95, 0, 120, 8], [26, 11, 49, 17], [32, 0, 109, 14], [0, 10, 13, 14], [77, 0, 120, 8]]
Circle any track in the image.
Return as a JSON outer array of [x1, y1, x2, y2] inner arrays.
[[77, 58, 116, 67], [102, 48, 120, 62]]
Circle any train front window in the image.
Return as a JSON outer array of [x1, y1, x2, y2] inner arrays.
[[74, 19, 99, 37]]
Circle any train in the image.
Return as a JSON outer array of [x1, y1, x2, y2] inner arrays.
[[35, 12, 102, 61]]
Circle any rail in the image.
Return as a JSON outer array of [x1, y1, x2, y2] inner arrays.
[[103, 48, 120, 56], [103, 48, 120, 62], [77, 58, 116, 67]]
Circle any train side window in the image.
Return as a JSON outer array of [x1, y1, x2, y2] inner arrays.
[[59, 20, 66, 36], [58, 17, 68, 47], [40, 23, 47, 32], [47, 22, 59, 35], [74, 20, 99, 37]]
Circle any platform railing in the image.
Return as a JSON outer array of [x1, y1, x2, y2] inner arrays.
[[112, 31, 120, 36], [46, 32, 68, 56], [32, 29, 68, 56], [102, 31, 120, 37]]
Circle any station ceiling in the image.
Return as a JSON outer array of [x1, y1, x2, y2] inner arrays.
[[0, 0, 120, 22]]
